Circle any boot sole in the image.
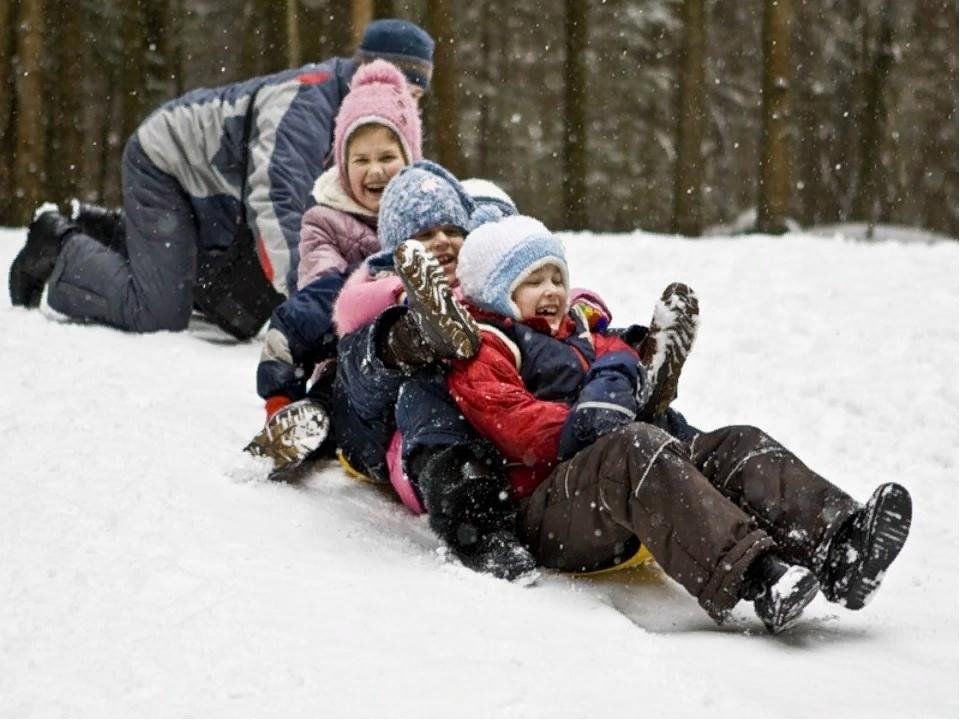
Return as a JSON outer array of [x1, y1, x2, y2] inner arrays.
[[244, 401, 330, 479], [842, 483, 912, 610], [394, 241, 481, 360], [758, 566, 820, 634], [637, 283, 700, 418]]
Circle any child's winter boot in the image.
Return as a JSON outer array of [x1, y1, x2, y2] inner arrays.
[[244, 399, 331, 480], [416, 440, 538, 583], [636, 282, 700, 419], [743, 553, 820, 634], [817, 482, 912, 610], [9, 203, 78, 308], [393, 240, 481, 360]]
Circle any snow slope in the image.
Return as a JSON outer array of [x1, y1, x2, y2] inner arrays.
[[1, 226, 957, 717]]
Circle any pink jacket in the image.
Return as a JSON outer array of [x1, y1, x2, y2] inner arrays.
[[297, 167, 380, 289]]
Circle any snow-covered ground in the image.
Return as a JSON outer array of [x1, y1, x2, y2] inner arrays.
[[1, 225, 957, 717]]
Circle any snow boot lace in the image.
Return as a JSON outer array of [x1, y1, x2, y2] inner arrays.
[[393, 240, 481, 360], [818, 482, 912, 610]]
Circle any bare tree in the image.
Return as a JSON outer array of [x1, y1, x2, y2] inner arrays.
[[672, 0, 706, 236], [286, 0, 302, 68], [426, 0, 462, 175], [853, 0, 895, 237], [756, 0, 793, 234], [562, 0, 587, 229], [0, 0, 17, 219], [352, 0, 373, 47], [13, 0, 46, 224]]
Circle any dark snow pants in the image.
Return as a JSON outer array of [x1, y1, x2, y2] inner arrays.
[[518, 422, 860, 620], [47, 136, 200, 332]]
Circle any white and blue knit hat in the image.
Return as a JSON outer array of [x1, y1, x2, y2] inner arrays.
[[461, 178, 518, 228], [370, 160, 476, 272], [457, 215, 569, 320]]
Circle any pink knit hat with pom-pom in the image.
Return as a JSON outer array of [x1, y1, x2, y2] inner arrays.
[[334, 59, 423, 199]]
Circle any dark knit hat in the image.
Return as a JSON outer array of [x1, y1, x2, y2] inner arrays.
[[357, 19, 434, 91]]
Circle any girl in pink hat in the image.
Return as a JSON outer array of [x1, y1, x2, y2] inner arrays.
[[248, 59, 422, 468]]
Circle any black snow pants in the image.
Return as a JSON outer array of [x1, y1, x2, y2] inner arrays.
[[518, 422, 860, 620], [47, 135, 200, 332]]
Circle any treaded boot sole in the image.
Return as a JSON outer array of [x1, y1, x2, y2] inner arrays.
[[244, 400, 330, 480], [755, 566, 820, 634], [637, 282, 700, 418], [840, 483, 912, 610], [394, 240, 481, 360]]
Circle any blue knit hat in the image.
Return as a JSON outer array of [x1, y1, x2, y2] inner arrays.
[[357, 19, 434, 90], [369, 160, 476, 272], [457, 215, 569, 320]]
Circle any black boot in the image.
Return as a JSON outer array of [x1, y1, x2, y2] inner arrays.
[[415, 441, 538, 582], [818, 482, 912, 610], [70, 199, 126, 255], [378, 309, 438, 370], [742, 553, 819, 634], [9, 205, 78, 308]]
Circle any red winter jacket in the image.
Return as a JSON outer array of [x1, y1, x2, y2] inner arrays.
[[447, 311, 636, 498]]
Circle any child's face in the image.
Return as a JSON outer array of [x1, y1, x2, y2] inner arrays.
[[347, 126, 406, 212], [414, 225, 466, 287], [512, 263, 568, 331]]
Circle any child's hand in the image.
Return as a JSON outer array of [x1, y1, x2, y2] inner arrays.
[[570, 296, 611, 332]]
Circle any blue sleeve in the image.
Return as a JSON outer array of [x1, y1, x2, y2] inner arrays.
[[256, 271, 346, 400], [557, 351, 642, 460]]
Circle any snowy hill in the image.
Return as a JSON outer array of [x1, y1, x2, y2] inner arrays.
[[1, 226, 957, 716]]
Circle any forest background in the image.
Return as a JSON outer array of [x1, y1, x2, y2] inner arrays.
[[0, 0, 956, 238]]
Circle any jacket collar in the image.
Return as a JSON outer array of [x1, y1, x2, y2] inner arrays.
[[311, 166, 377, 218]]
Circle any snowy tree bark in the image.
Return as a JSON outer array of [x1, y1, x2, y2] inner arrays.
[[756, 0, 793, 234], [672, 0, 706, 237]]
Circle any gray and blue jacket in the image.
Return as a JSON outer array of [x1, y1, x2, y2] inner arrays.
[[136, 57, 359, 296]]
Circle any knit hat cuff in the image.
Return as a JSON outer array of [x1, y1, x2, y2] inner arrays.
[[356, 51, 433, 89]]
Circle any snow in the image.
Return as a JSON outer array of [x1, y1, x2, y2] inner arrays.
[[1, 225, 957, 716]]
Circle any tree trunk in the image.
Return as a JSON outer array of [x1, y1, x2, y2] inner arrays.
[[373, 0, 394, 18], [426, 0, 462, 176], [286, 0, 301, 68], [44, 0, 84, 207], [853, 1, 895, 237], [756, 0, 793, 234], [672, 0, 706, 237], [13, 0, 46, 224], [352, 0, 373, 48], [143, 0, 172, 111], [0, 0, 18, 221], [562, 0, 587, 230], [120, 3, 147, 143]]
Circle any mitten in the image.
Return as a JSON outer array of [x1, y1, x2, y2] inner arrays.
[[558, 351, 640, 459], [569, 288, 612, 332]]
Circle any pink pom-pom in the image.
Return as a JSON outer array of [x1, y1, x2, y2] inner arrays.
[[352, 59, 407, 90]]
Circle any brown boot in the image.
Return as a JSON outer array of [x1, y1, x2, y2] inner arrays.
[[637, 282, 700, 419]]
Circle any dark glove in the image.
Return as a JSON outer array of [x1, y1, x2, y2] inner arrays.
[[558, 351, 641, 459]]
